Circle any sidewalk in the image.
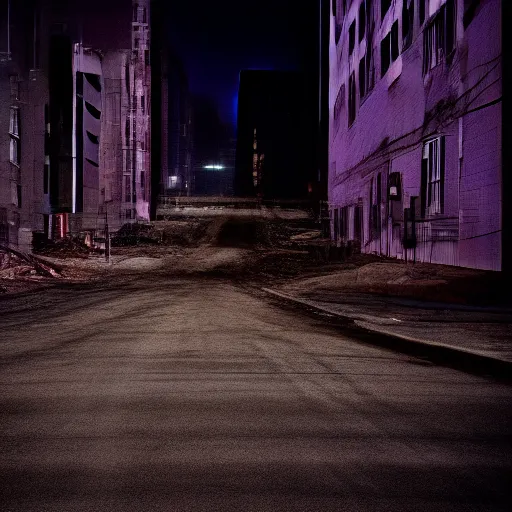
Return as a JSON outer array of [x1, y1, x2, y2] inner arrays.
[[262, 261, 512, 371]]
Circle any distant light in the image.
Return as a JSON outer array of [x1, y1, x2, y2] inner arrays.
[[204, 164, 225, 170]]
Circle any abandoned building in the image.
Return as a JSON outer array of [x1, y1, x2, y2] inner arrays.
[[0, 0, 151, 250], [327, 0, 502, 270]]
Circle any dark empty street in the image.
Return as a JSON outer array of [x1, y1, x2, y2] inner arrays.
[[1, 276, 511, 511]]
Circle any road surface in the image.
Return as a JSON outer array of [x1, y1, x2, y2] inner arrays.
[[1, 276, 511, 511]]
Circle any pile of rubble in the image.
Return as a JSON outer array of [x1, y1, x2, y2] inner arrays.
[[33, 236, 91, 259], [0, 246, 62, 292]]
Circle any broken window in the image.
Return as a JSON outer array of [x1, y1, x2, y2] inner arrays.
[[402, 0, 414, 50], [423, 0, 456, 74], [421, 137, 445, 216], [349, 21, 356, 55], [359, 2, 366, 42], [348, 72, 356, 126], [381, 0, 391, 20]]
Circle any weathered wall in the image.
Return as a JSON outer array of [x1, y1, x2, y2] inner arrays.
[[328, 0, 502, 270]]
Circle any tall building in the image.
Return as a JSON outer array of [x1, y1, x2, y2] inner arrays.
[[235, 70, 315, 200], [0, 0, 152, 249], [328, 0, 503, 270], [160, 50, 193, 197]]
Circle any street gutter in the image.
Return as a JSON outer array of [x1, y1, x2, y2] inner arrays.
[[262, 287, 512, 382]]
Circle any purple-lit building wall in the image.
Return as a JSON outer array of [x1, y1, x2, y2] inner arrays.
[[328, 0, 502, 270]]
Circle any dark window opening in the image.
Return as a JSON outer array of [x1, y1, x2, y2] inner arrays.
[[391, 20, 399, 60], [133, 3, 139, 22], [381, 32, 391, 75], [142, 7, 147, 23], [348, 72, 356, 126], [381, 0, 392, 20], [86, 131, 99, 144], [141, 171, 145, 188], [359, 2, 366, 42], [332, 0, 336, 17], [85, 158, 99, 168], [402, 0, 414, 49], [419, 0, 426, 24], [17, 184, 22, 208], [359, 56, 366, 99], [145, 49, 150, 66], [84, 73, 101, 92], [141, 95, 145, 114], [125, 119, 130, 144], [85, 101, 101, 119], [349, 21, 356, 54], [44, 164, 49, 194]]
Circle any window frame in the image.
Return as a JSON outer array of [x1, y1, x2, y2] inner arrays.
[[421, 137, 445, 216]]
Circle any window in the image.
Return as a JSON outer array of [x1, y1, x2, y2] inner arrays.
[[381, 21, 399, 76], [126, 209, 132, 220], [333, 209, 339, 240], [9, 75, 19, 101], [142, 7, 147, 23], [44, 163, 49, 194], [125, 176, 131, 203], [340, 206, 348, 238], [9, 107, 19, 136], [402, 0, 414, 49], [9, 108, 20, 166], [423, 0, 455, 74], [141, 95, 145, 114], [354, 204, 362, 241], [141, 171, 145, 188], [145, 49, 150, 67], [419, 0, 426, 25], [348, 72, 356, 126], [359, 2, 366, 42], [421, 137, 445, 216], [333, 83, 345, 134], [334, 0, 346, 44], [133, 3, 139, 22], [381, 0, 391, 20], [17, 184, 22, 208], [391, 20, 399, 60], [381, 33, 391, 75], [134, 37, 139, 49], [349, 21, 356, 55], [359, 56, 366, 99], [125, 119, 130, 144]]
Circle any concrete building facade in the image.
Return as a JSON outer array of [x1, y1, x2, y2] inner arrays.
[[328, 0, 502, 270], [0, 0, 151, 250]]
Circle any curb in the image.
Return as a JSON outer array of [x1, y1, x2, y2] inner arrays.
[[262, 288, 512, 381]]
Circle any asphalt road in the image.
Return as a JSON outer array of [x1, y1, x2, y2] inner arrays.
[[1, 276, 511, 511]]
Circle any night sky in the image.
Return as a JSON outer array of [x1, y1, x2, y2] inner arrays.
[[162, 1, 319, 128]]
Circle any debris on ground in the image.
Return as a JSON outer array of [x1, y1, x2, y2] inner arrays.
[[33, 236, 91, 259], [0, 245, 65, 293]]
